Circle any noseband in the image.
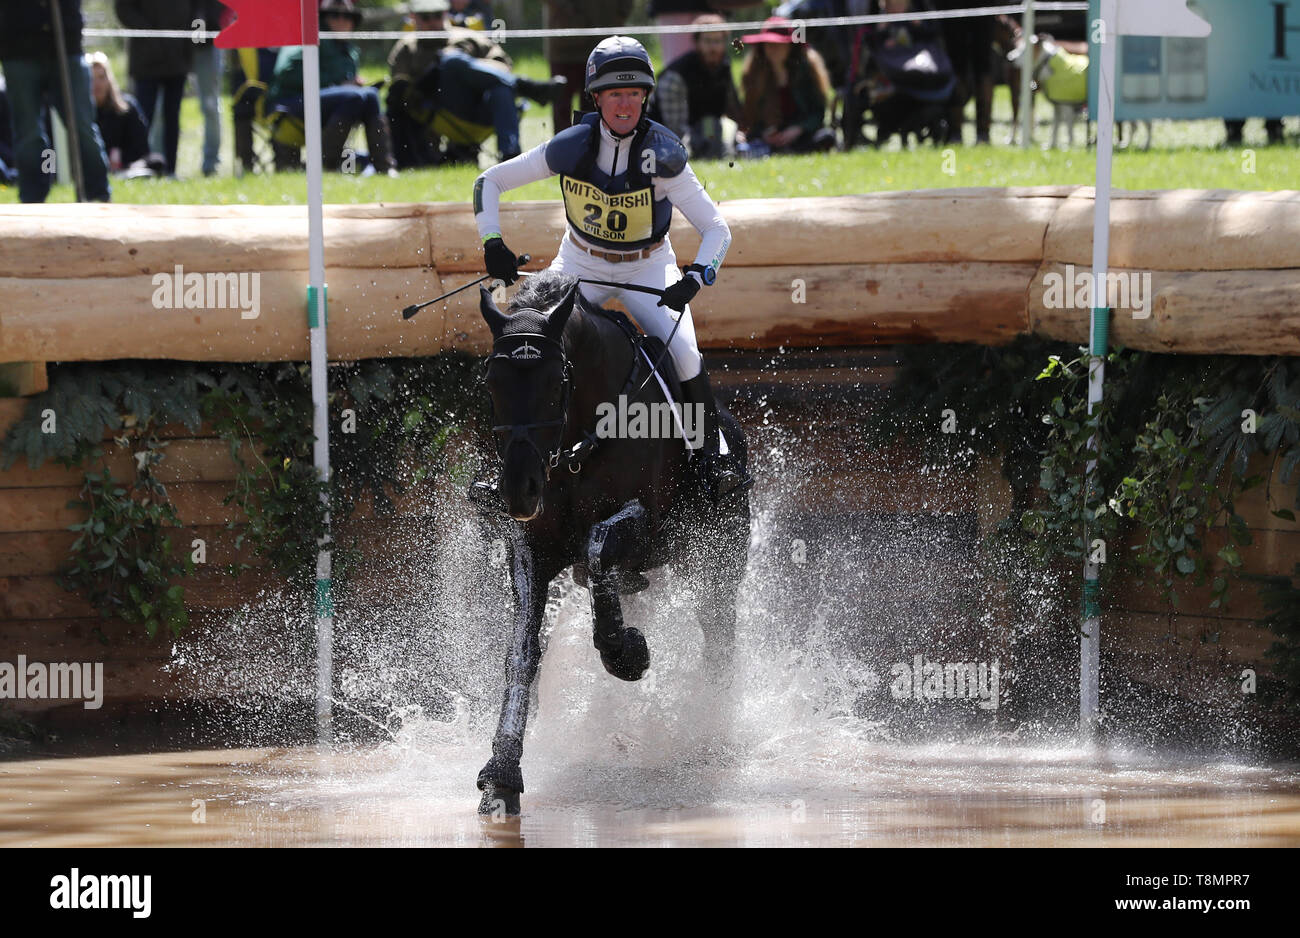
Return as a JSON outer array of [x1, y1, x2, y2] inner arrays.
[[485, 331, 575, 480]]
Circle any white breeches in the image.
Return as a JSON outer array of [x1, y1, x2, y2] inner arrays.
[[547, 232, 704, 382]]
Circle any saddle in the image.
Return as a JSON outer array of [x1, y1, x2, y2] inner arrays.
[[591, 304, 684, 407]]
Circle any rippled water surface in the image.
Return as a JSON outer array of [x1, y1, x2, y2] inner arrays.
[[5, 480, 1297, 847]]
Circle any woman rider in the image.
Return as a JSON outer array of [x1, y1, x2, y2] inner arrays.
[[472, 36, 751, 504]]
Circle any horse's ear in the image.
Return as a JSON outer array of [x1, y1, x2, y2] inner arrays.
[[543, 281, 580, 341], [479, 284, 509, 337]]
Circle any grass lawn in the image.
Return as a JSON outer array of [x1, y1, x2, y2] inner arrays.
[[4, 49, 1298, 205]]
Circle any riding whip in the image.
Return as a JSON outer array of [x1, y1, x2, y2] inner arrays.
[[400, 254, 531, 319]]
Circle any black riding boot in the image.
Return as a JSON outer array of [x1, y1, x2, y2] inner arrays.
[[678, 369, 752, 505]]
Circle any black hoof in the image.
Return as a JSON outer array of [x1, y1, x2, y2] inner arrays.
[[600, 627, 650, 682], [478, 782, 521, 817]]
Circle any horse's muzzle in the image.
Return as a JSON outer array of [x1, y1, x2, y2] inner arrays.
[[503, 465, 545, 521]]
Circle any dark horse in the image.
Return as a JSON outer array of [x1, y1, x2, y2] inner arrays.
[[471, 270, 751, 815]]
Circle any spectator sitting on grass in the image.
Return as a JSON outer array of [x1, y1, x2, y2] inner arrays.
[[648, 13, 742, 159], [88, 51, 163, 175], [387, 0, 567, 165], [269, 0, 398, 175], [737, 16, 836, 155]]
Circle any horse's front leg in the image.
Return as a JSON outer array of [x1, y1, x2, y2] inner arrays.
[[478, 527, 549, 816], [587, 500, 651, 682]]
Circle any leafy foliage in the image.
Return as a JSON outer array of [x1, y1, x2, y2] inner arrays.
[[1, 356, 487, 635], [1244, 563, 1300, 708], [64, 445, 192, 639], [865, 342, 1300, 697]]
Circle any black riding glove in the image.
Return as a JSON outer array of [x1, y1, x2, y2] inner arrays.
[[657, 272, 701, 312], [484, 237, 519, 285]]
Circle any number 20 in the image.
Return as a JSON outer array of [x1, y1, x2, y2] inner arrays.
[[582, 203, 628, 232]]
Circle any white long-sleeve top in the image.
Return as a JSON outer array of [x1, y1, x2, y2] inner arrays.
[[474, 118, 732, 277]]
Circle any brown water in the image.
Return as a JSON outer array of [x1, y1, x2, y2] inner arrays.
[[9, 492, 1295, 848], [3, 743, 1297, 847]]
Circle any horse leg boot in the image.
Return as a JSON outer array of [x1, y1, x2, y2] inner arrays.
[[478, 528, 547, 815], [678, 369, 752, 505], [587, 501, 651, 681]]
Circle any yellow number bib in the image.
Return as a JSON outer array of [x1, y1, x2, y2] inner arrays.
[[559, 176, 655, 245]]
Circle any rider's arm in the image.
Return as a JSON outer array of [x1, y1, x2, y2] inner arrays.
[[656, 163, 732, 283], [473, 144, 555, 242]]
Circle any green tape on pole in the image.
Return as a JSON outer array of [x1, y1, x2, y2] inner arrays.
[[1090, 306, 1110, 356], [1082, 577, 1101, 620], [315, 577, 334, 619], [307, 284, 328, 329]]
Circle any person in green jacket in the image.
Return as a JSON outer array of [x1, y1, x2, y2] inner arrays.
[[268, 0, 397, 174]]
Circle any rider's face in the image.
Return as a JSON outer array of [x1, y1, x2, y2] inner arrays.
[[595, 87, 645, 135]]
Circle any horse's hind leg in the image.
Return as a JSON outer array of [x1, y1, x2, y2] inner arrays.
[[587, 500, 651, 682], [478, 528, 550, 816]]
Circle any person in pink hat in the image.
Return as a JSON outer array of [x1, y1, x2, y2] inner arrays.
[[737, 16, 836, 155]]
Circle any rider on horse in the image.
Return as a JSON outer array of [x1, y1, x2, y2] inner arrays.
[[472, 36, 751, 504]]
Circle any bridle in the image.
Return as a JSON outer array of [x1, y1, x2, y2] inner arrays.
[[484, 330, 576, 481], [481, 281, 681, 484]]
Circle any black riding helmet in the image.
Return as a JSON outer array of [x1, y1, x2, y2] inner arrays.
[[584, 36, 656, 102]]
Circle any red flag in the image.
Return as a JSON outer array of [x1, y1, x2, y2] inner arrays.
[[216, 0, 318, 49]]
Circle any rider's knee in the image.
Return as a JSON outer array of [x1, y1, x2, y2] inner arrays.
[[674, 348, 703, 382]]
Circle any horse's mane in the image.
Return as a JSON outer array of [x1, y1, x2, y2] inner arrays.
[[507, 269, 605, 336]]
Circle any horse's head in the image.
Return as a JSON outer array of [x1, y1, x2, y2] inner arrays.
[[480, 279, 581, 521]]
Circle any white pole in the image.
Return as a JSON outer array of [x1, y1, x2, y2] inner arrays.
[[1081, 0, 1117, 744], [1019, 0, 1036, 147], [303, 40, 333, 746]]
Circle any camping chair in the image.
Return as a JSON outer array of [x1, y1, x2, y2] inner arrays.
[[231, 47, 301, 173]]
